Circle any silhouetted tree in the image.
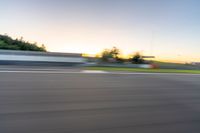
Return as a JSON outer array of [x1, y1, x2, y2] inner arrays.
[[130, 52, 144, 64], [0, 34, 47, 52], [101, 47, 121, 62]]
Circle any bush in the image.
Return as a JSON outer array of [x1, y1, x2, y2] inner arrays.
[[0, 34, 46, 52]]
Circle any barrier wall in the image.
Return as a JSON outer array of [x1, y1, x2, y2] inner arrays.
[[0, 50, 85, 66]]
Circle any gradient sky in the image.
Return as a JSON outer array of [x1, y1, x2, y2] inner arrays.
[[1, 0, 200, 62]]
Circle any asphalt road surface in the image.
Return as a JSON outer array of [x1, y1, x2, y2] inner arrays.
[[1, 69, 200, 133]]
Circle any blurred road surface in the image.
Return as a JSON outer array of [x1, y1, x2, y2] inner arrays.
[[1, 67, 200, 133]]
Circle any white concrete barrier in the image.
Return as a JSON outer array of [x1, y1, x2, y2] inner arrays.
[[0, 50, 85, 65]]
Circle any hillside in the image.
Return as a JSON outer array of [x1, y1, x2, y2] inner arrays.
[[0, 34, 46, 52]]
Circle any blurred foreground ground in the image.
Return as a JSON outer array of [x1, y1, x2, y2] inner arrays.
[[0, 66, 200, 133]]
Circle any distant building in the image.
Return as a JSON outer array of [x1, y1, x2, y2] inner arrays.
[[142, 56, 155, 59]]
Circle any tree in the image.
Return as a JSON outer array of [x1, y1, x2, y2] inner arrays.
[[110, 47, 120, 59], [101, 47, 121, 62], [0, 34, 47, 52], [130, 52, 144, 64]]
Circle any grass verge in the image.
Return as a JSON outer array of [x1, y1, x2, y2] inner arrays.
[[86, 66, 200, 74]]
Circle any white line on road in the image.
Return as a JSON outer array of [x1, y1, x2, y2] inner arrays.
[[82, 70, 109, 73]]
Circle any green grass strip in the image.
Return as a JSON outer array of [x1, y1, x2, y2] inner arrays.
[[86, 66, 200, 74]]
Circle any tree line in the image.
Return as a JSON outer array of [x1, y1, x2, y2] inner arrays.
[[100, 47, 145, 64], [0, 34, 46, 52]]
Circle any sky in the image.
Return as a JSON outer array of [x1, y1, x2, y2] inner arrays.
[[0, 0, 200, 62]]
